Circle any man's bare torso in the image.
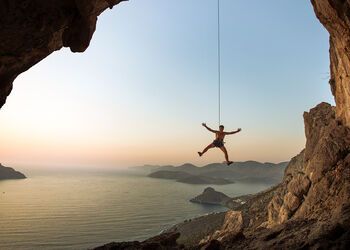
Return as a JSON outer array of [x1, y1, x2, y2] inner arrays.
[[215, 131, 226, 141]]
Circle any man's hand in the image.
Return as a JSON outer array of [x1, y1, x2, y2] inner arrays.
[[202, 123, 207, 127]]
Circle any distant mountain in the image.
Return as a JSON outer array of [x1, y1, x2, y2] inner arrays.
[[148, 161, 288, 185], [0, 163, 26, 180], [176, 176, 233, 185], [156, 163, 202, 175], [149, 170, 192, 180], [149, 170, 233, 185]]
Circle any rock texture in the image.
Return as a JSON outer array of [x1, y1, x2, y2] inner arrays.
[[267, 103, 350, 227], [165, 212, 226, 247], [94, 232, 183, 250], [312, 0, 350, 127], [0, 163, 26, 180], [0, 0, 125, 108], [199, 211, 244, 245]]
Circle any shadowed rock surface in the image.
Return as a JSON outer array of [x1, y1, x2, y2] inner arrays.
[[94, 232, 183, 250], [312, 0, 350, 127], [0, 0, 125, 108], [164, 212, 226, 247], [0, 163, 26, 180]]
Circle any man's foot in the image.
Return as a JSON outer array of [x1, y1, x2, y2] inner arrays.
[[227, 161, 234, 166], [198, 152, 203, 157]]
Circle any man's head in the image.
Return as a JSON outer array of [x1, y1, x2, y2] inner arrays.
[[219, 125, 224, 131]]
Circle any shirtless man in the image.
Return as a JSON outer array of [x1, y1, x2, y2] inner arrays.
[[198, 123, 241, 165]]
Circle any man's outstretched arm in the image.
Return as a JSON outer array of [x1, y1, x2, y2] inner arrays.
[[202, 123, 216, 133], [225, 128, 242, 135]]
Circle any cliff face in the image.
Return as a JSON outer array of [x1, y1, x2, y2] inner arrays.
[[268, 103, 350, 227], [0, 0, 124, 108], [312, 0, 350, 127]]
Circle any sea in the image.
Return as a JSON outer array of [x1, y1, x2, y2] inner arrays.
[[0, 168, 271, 250]]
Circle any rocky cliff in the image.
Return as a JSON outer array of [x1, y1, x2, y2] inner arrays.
[[0, 0, 125, 108], [312, 0, 350, 127]]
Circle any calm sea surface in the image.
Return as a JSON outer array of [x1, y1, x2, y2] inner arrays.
[[0, 169, 271, 250]]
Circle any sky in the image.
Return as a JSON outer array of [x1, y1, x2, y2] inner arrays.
[[0, 0, 333, 168]]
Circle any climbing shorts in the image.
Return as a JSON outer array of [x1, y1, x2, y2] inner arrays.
[[213, 139, 224, 148]]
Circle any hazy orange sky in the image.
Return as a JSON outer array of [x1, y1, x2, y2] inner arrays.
[[0, 1, 333, 168]]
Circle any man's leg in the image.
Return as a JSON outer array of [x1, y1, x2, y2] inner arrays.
[[220, 146, 233, 165], [198, 144, 214, 157]]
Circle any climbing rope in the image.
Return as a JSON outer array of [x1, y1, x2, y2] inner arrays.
[[217, 0, 222, 127]]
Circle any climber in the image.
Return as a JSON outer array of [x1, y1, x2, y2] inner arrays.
[[198, 123, 241, 166]]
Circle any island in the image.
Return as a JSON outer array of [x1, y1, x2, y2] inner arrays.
[[190, 187, 231, 205], [0, 163, 26, 180], [147, 161, 288, 185], [148, 170, 234, 185]]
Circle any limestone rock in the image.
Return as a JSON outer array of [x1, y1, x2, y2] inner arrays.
[[0, 0, 125, 108], [267, 103, 350, 227], [267, 194, 284, 226], [287, 173, 310, 198], [303, 103, 350, 183], [199, 211, 244, 245], [312, 0, 350, 127], [283, 192, 301, 213]]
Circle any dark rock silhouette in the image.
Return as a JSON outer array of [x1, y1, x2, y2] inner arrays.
[[164, 213, 226, 247], [190, 187, 231, 206], [94, 232, 182, 250], [0, 163, 26, 180], [0, 0, 125, 108]]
